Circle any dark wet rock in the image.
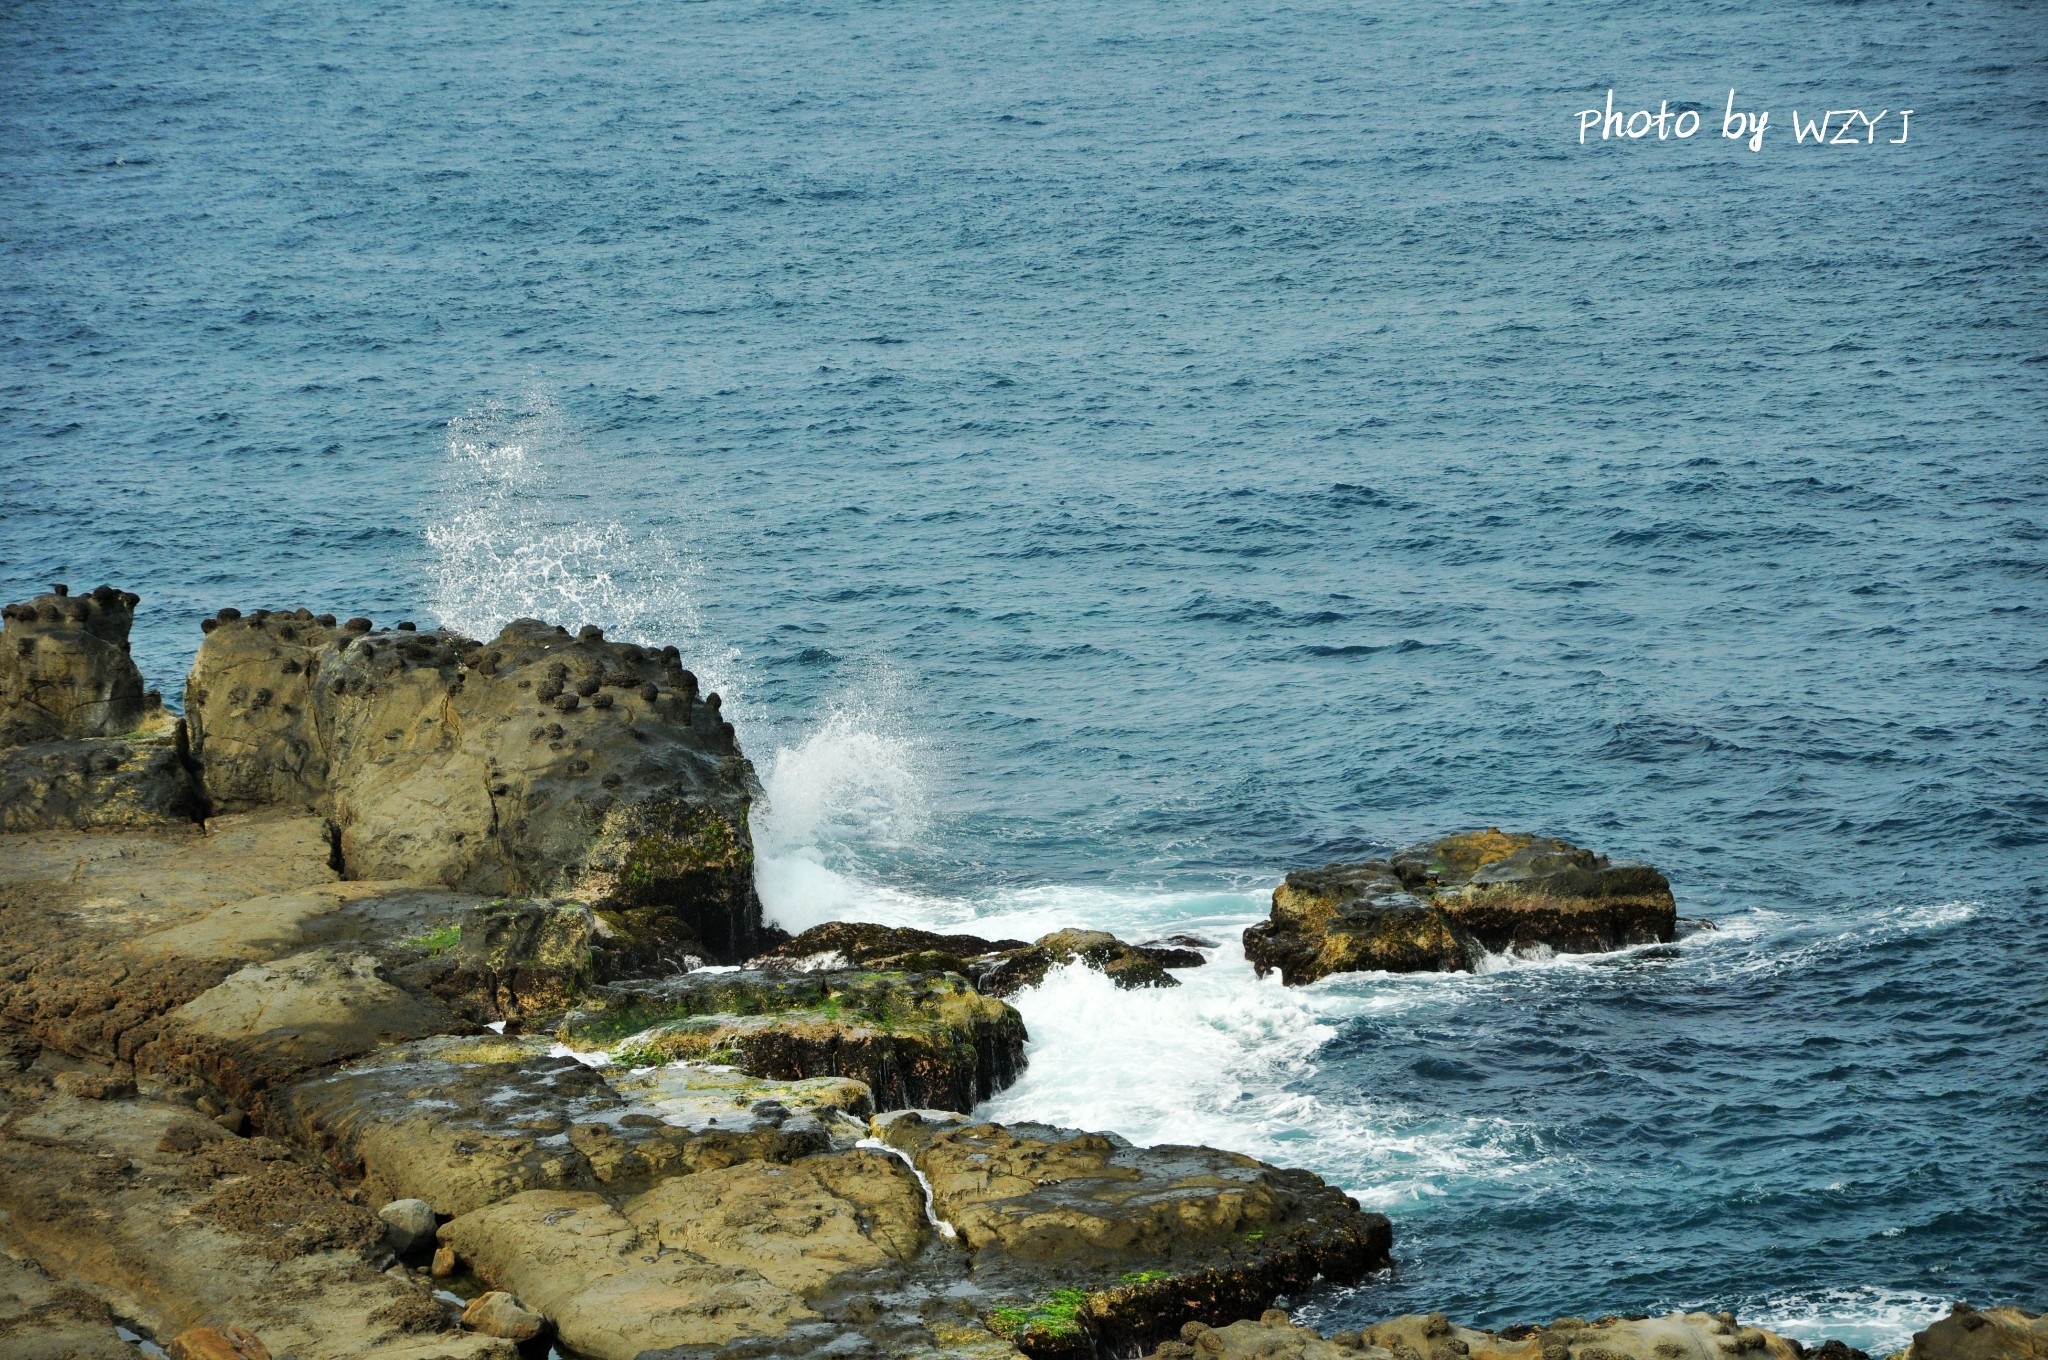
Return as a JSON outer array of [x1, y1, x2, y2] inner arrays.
[[0, 717, 204, 831], [558, 967, 1027, 1113], [184, 614, 776, 963], [894, 1119, 1391, 1360], [1246, 829, 1679, 983], [755, 920, 1205, 997], [0, 586, 146, 745], [1892, 1303, 2048, 1360], [435, 898, 602, 1023]]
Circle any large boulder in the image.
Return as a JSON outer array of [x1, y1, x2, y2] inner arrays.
[[755, 921, 1205, 996], [183, 611, 774, 962], [0, 585, 147, 745], [1245, 829, 1678, 984], [558, 968, 1027, 1113]]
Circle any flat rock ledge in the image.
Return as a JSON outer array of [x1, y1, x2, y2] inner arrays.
[[1245, 829, 1682, 984]]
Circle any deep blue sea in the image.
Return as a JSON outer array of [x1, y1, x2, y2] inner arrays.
[[4, 0, 2046, 1350]]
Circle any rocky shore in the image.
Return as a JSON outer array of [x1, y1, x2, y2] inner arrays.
[[0, 586, 2033, 1359]]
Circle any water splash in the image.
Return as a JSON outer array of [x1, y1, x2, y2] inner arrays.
[[752, 670, 934, 933], [423, 390, 742, 701]]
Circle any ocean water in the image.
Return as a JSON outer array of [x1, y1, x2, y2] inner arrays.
[[4, 0, 2046, 1351]]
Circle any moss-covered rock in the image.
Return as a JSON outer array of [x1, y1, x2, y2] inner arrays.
[[560, 968, 1027, 1113], [1246, 829, 1679, 984]]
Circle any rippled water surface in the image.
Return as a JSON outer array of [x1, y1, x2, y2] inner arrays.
[[4, 0, 2046, 1349]]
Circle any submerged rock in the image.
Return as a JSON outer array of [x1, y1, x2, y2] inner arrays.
[[755, 920, 1206, 996], [1245, 829, 1679, 983], [184, 613, 775, 963], [0, 585, 147, 745], [558, 967, 1027, 1113]]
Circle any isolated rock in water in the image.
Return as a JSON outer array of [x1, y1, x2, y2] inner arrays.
[[1144, 1310, 1813, 1360], [1892, 1303, 2048, 1360], [0, 714, 203, 831], [754, 921, 1205, 996], [185, 613, 773, 962], [558, 967, 1027, 1113], [0, 585, 147, 745], [1245, 829, 1678, 983], [377, 1198, 437, 1256], [461, 1291, 546, 1343]]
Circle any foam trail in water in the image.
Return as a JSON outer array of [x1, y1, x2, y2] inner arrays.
[[1745, 1286, 1951, 1355], [424, 389, 743, 702]]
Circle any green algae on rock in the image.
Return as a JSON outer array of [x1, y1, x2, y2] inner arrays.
[[561, 967, 1027, 1113], [1245, 828, 1680, 984]]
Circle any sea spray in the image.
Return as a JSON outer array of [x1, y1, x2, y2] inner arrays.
[[423, 390, 743, 704]]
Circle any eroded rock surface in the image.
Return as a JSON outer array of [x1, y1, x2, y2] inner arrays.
[[0, 585, 148, 745], [184, 611, 774, 963], [1890, 1303, 2048, 1360], [1246, 829, 1679, 983]]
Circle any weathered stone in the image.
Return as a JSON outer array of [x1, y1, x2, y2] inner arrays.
[[561, 968, 1026, 1113], [150, 947, 467, 1120], [461, 1290, 546, 1342], [911, 1120, 1393, 1357], [0, 586, 146, 745], [0, 719, 203, 832], [1891, 1303, 2048, 1360], [1246, 830, 1679, 983], [272, 1035, 834, 1217], [377, 1198, 438, 1256], [184, 615, 774, 963]]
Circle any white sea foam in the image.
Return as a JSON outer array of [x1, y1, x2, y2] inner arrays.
[[1746, 1285, 1951, 1354], [424, 390, 743, 703]]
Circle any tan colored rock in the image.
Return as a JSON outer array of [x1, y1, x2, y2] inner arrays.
[[461, 1291, 545, 1341], [0, 1252, 132, 1360], [166, 1326, 272, 1360], [272, 1035, 833, 1217], [155, 947, 466, 1116], [1246, 829, 1679, 983], [1891, 1303, 2048, 1360], [437, 1190, 812, 1359], [0, 585, 146, 745], [184, 614, 772, 963], [622, 1149, 927, 1293], [0, 719, 203, 832]]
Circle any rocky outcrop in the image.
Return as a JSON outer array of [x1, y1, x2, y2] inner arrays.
[[0, 584, 148, 745], [868, 1117, 1391, 1359], [1889, 1304, 2048, 1360], [1245, 829, 1678, 984], [183, 610, 774, 963], [1142, 1309, 1815, 1359], [0, 711, 204, 831], [756, 920, 1206, 995], [558, 967, 1027, 1112]]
